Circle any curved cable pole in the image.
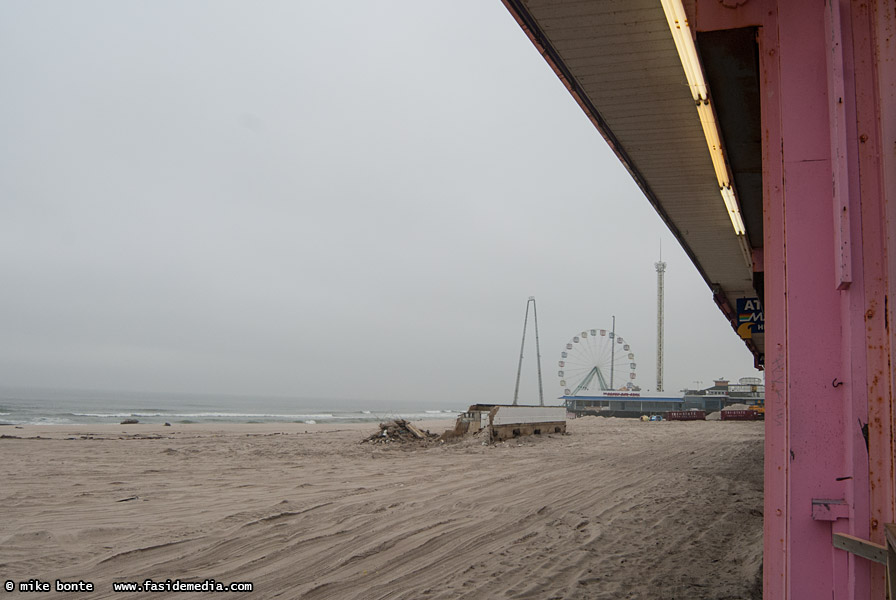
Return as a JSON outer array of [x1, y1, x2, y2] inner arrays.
[[512, 298, 532, 406], [532, 297, 544, 406]]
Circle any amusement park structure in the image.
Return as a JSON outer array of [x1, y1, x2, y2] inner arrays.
[[655, 254, 666, 393], [557, 316, 637, 397], [563, 376, 764, 418], [512, 296, 544, 406]]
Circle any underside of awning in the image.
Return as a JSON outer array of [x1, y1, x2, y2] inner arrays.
[[501, 0, 764, 364]]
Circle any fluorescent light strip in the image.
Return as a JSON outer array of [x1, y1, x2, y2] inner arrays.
[[660, 0, 747, 240], [660, 0, 708, 101], [697, 103, 729, 184], [721, 186, 746, 235]]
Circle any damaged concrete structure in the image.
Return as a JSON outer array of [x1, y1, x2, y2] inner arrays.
[[444, 405, 566, 442]]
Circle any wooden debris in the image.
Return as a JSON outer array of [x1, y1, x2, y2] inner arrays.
[[362, 420, 437, 445], [405, 422, 426, 439]]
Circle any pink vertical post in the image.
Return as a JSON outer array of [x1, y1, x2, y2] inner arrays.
[[827, 3, 871, 599], [757, 3, 788, 598], [867, 1, 896, 546], [853, 1, 896, 597], [776, 5, 845, 597]]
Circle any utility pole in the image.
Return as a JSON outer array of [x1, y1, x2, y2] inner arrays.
[[512, 296, 544, 406]]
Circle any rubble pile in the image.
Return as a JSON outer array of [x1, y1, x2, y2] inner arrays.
[[362, 419, 438, 445]]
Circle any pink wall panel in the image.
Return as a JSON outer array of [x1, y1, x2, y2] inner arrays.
[[750, 0, 891, 598]]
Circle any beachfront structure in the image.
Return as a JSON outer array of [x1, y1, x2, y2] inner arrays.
[[499, 1, 895, 598], [565, 377, 763, 417], [681, 376, 764, 411], [564, 392, 686, 417], [446, 404, 566, 441]]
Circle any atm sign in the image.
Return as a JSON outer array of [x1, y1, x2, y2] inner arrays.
[[736, 298, 764, 339]]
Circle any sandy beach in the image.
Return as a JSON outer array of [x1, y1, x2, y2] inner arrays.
[[1, 417, 763, 599]]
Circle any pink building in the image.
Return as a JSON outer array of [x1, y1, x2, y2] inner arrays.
[[500, 1, 895, 598]]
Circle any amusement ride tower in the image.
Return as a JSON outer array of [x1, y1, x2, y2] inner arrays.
[[655, 254, 666, 392], [513, 296, 544, 406]]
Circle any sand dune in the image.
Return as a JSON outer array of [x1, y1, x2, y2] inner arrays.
[[0, 417, 763, 599]]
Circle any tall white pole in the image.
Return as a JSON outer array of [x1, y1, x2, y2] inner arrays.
[[655, 258, 667, 392], [532, 297, 544, 406], [512, 299, 531, 406]]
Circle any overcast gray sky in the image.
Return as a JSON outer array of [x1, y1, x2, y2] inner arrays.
[[0, 1, 762, 406]]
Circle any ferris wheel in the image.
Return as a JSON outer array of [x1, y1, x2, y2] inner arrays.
[[558, 326, 637, 396]]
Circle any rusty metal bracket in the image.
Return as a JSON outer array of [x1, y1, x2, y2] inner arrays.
[[812, 498, 850, 521]]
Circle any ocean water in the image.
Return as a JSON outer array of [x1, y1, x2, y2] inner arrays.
[[0, 386, 461, 426]]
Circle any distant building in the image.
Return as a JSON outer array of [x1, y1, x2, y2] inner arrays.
[[682, 377, 764, 412]]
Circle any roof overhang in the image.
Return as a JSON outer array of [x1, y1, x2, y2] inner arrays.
[[501, 0, 764, 365]]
